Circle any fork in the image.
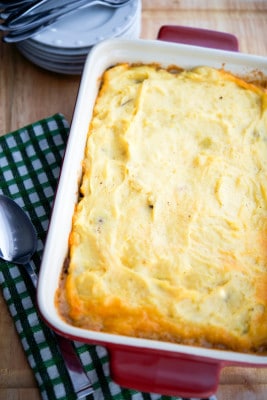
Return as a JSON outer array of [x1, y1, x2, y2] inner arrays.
[[1, 0, 131, 28], [0, 0, 36, 19], [1, 0, 132, 43]]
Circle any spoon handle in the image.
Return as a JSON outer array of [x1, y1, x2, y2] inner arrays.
[[26, 262, 94, 398], [24, 262, 38, 287]]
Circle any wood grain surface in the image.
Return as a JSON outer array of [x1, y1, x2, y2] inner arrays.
[[1, 1, 267, 399]]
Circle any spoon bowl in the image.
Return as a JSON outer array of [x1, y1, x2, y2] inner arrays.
[[0, 194, 37, 264]]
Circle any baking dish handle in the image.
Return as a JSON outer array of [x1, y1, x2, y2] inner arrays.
[[157, 25, 239, 51], [108, 346, 222, 398]]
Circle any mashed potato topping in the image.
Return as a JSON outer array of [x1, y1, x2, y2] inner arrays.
[[58, 64, 267, 353]]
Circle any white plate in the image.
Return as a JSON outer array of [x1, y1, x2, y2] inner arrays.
[[31, 0, 139, 49], [19, 4, 141, 57], [17, 2, 141, 74]]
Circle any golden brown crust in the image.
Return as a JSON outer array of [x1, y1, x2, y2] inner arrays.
[[57, 63, 267, 354]]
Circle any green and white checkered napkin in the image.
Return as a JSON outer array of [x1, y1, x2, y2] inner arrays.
[[0, 114, 217, 400]]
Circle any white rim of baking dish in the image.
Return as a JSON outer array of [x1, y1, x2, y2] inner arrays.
[[38, 38, 267, 366]]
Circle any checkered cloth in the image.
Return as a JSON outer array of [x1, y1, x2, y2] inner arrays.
[[0, 114, 218, 400]]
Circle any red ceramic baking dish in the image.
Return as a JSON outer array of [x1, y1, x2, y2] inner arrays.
[[37, 37, 267, 398]]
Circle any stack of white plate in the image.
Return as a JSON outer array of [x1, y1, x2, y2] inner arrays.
[[16, 0, 141, 74]]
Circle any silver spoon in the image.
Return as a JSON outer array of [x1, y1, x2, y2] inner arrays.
[[0, 194, 93, 399]]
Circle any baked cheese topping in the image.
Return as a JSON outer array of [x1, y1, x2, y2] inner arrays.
[[58, 64, 267, 353]]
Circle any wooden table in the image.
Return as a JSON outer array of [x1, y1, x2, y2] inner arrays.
[[1, 1, 267, 399]]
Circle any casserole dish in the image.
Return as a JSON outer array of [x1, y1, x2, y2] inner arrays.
[[37, 38, 267, 398]]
